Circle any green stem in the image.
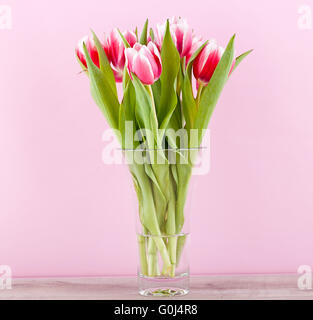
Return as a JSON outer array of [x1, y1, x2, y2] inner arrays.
[[195, 81, 204, 108], [174, 163, 192, 269], [131, 163, 172, 273], [164, 169, 178, 277], [176, 234, 186, 267], [137, 234, 148, 276], [151, 174, 167, 232], [147, 237, 160, 276], [175, 164, 192, 232]]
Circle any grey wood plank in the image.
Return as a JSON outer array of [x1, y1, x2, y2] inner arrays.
[[0, 275, 312, 300]]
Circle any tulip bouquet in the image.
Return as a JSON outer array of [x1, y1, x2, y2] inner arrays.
[[76, 17, 251, 291]]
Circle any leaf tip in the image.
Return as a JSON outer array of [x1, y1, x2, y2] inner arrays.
[[82, 41, 87, 52]]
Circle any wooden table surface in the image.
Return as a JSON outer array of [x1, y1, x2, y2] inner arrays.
[[0, 275, 312, 300]]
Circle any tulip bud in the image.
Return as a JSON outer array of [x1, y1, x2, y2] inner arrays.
[[193, 40, 235, 85], [154, 17, 193, 58], [125, 42, 162, 85], [76, 35, 100, 68]]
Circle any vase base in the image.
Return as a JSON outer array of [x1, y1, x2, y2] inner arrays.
[[138, 273, 189, 297], [139, 287, 189, 297]]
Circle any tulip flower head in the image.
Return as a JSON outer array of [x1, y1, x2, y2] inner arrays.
[[76, 35, 100, 69], [103, 29, 137, 82], [125, 42, 162, 85], [124, 30, 137, 47], [193, 40, 235, 86], [155, 17, 193, 58]]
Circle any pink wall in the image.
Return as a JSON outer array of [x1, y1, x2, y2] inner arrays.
[[1, 0, 313, 277]]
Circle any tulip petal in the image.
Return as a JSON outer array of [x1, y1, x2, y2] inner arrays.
[[86, 37, 100, 68], [111, 64, 123, 82], [133, 43, 143, 51], [199, 49, 220, 83], [102, 29, 127, 82], [181, 27, 192, 57], [125, 48, 137, 80], [76, 44, 87, 68], [147, 42, 162, 79], [193, 40, 217, 82], [124, 30, 137, 47], [133, 53, 155, 85], [138, 45, 158, 79], [76, 35, 100, 69]]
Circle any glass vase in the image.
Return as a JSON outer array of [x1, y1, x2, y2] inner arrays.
[[123, 148, 198, 297], [137, 233, 190, 296]]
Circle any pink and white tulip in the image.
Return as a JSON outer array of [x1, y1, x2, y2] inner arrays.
[[76, 35, 100, 68], [123, 30, 137, 47], [154, 17, 193, 58], [125, 42, 162, 85], [186, 35, 204, 64], [193, 40, 235, 85], [76, 30, 137, 81], [103, 29, 137, 82]]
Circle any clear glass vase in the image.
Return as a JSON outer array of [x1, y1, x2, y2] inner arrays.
[[123, 148, 198, 297], [137, 233, 190, 296]]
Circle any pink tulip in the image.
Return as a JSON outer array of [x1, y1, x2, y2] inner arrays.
[[154, 23, 165, 51], [124, 30, 137, 47], [125, 42, 162, 85], [186, 35, 204, 64], [103, 29, 137, 82], [193, 40, 235, 85], [154, 17, 193, 58], [76, 35, 100, 68], [76, 30, 137, 81]]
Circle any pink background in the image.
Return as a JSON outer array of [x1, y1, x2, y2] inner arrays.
[[1, 0, 313, 277]]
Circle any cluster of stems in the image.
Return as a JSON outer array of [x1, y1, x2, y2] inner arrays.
[[128, 148, 193, 278]]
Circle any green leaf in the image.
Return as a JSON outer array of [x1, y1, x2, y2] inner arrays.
[[151, 79, 161, 112], [122, 65, 130, 92], [169, 93, 183, 131], [230, 49, 253, 75], [91, 30, 117, 97], [170, 164, 178, 186], [130, 171, 145, 227], [83, 43, 119, 129], [165, 95, 184, 149], [144, 163, 166, 203], [175, 163, 192, 232], [117, 29, 130, 48], [186, 41, 208, 76], [181, 72, 196, 129], [181, 56, 186, 75], [149, 28, 155, 42], [158, 20, 180, 130], [181, 41, 208, 129], [135, 27, 138, 40], [140, 19, 149, 45], [193, 34, 236, 146], [119, 81, 137, 149], [131, 75, 159, 149]]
